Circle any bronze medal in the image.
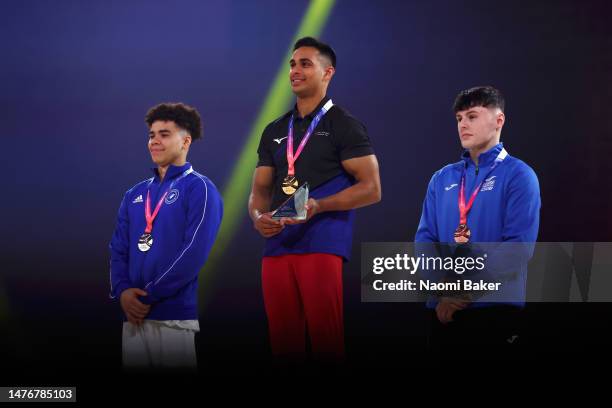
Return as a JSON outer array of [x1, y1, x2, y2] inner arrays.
[[454, 224, 471, 244]]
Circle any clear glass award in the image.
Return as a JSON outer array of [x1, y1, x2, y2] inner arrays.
[[271, 182, 309, 220]]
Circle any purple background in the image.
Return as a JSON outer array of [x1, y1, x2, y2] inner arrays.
[[1, 0, 611, 382]]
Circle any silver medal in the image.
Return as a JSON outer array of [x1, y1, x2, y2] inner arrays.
[[138, 233, 153, 252]]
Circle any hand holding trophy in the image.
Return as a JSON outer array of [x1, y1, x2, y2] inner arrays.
[[271, 182, 310, 222]]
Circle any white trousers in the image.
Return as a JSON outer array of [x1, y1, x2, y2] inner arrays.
[[122, 321, 197, 369]]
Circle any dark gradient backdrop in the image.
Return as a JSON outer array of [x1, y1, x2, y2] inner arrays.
[[1, 0, 611, 385]]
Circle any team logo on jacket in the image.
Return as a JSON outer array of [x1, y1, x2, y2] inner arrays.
[[165, 189, 179, 204], [132, 194, 143, 204], [480, 176, 497, 192], [445, 183, 458, 191]]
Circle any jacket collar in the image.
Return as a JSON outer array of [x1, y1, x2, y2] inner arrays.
[[151, 162, 192, 181], [461, 143, 505, 166]]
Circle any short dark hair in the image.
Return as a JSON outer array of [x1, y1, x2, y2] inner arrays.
[[452, 86, 505, 113], [293, 36, 337, 68], [145, 102, 202, 140]]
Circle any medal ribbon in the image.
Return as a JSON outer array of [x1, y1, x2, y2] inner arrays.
[[458, 148, 508, 225], [144, 190, 167, 233], [286, 99, 334, 176], [144, 167, 193, 234]]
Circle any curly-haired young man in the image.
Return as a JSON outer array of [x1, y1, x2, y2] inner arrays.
[[109, 102, 223, 369]]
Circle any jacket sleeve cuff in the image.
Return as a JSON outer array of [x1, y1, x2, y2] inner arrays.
[[111, 282, 131, 301]]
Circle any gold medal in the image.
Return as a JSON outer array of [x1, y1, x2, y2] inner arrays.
[[282, 175, 299, 195]]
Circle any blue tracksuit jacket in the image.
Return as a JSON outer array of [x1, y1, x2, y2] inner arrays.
[[415, 143, 541, 306], [109, 162, 223, 320]]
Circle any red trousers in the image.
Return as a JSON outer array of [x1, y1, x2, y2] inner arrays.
[[262, 253, 344, 359]]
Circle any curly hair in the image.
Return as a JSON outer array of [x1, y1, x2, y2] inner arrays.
[[145, 102, 202, 140]]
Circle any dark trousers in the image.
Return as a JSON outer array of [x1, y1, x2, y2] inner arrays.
[[427, 305, 525, 360]]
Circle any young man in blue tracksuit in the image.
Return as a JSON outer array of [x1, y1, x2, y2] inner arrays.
[[109, 103, 223, 369], [415, 86, 540, 356]]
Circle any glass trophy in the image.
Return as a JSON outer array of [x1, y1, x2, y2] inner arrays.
[[271, 182, 309, 220]]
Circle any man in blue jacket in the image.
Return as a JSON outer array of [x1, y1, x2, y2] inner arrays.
[[109, 103, 223, 369], [415, 86, 540, 356]]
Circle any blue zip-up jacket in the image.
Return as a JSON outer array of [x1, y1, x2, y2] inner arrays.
[[109, 162, 223, 320], [415, 143, 541, 307]]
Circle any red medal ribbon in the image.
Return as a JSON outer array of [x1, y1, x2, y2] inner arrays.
[[144, 190, 168, 234], [458, 174, 479, 225], [286, 99, 334, 177], [142, 166, 193, 235], [457, 148, 508, 226]]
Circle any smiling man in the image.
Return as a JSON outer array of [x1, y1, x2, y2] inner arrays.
[[109, 103, 223, 369], [415, 86, 541, 357], [249, 37, 381, 360]]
